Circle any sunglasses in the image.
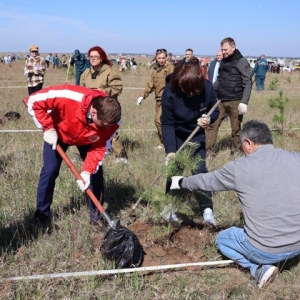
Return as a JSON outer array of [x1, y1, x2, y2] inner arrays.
[[31, 51, 38, 53], [89, 55, 100, 60], [156, 48, 167, 54]]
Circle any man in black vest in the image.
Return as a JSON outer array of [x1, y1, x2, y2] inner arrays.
[[206, 37, 251, 156]]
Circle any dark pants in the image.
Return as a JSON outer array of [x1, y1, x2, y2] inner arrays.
[[206, 100, 243, 154], [175, 133, 213, 211], [255, 75, 266, 90], [75, 70, 83, 85], [28, 83, 43, 95], [36, 141, 104, 222]]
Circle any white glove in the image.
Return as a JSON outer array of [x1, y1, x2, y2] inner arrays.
[[165, 152, 175, 166], [238, 103, 248, 115], [76, 171, 91, 192], [43, 128, 58, 150], [170, 176, 184, 190], [197, 114, 211, 128], [137, 97, 144, 106]]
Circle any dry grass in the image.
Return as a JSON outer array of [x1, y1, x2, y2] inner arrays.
[[0, 58, 300, 299]]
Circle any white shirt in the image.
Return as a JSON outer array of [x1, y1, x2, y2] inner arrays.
[[212, 61, 220, 84]]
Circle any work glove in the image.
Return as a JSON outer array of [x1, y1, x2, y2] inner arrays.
[[43, 128, 58, 150], [170, 176, 185, 190], [137, 97, 144, 106], [197, 114, 211, 128], [76, 171, 91, 192], [165, 152, 175, 166], [238, 103, 248, 115]]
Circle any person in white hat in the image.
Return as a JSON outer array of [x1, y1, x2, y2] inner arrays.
[[24, 45, 46, 95]]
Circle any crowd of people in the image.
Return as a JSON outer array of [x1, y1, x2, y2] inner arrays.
[[16, 38, 300, 289]]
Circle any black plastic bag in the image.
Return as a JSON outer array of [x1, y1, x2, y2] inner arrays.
[[100, 219, 143, 269]]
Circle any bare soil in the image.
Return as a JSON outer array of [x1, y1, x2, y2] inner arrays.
[[89, 219, 214, 268], [129, 219, 212, 267]]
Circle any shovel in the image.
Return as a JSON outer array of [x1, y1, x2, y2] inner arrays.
[[57, 145, 144, 268]]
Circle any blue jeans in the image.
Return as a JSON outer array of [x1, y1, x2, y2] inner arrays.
[[36, 141, 104, 222], [216, 227, 300, 277]]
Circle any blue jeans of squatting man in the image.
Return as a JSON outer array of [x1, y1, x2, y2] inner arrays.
[[216, 227, 300, 277], [36, 141, 103, 222]]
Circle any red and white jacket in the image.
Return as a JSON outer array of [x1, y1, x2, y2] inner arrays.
[[24, 84, 119, 174]]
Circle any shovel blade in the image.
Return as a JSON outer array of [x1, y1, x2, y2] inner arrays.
[[100, 219, 143, 269]]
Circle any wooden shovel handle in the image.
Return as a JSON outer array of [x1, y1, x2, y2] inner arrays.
[[56, 145, 105, 214]]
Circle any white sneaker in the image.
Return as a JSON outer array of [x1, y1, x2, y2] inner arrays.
[[203, 208, 216, 226], [116, 158, 128, 164], [255, 265, 279, 288]]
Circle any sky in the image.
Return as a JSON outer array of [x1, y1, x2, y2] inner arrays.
[[1, 0, 299, 58]]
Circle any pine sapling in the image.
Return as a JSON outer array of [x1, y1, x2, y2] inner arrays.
[[268, 90, 289, 134]]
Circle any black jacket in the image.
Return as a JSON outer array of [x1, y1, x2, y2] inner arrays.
[[214, 49, 251, 104], [161, 75, 219, 154]]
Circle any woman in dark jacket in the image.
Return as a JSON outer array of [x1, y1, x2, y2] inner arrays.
[[161, 56, 219, 225]]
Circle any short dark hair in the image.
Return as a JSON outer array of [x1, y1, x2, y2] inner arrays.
[[185, 48, 193, 53], [241, 120, 273, 145], [170, 56, 205, 98], [220, 37, 236, 47], [92, 96, 121, 124]]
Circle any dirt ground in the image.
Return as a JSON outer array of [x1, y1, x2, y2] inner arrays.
[[128, 219, 212, 267]]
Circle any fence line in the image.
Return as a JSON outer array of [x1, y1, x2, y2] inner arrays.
[[0, 86, 145, 90], [1, 86, 300, 92], [1, 128, 300, 133]]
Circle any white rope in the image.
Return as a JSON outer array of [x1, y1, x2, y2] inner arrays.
[[2, 128, 300, 133], [0, 86, 145, 90], [0, 130, 41, 132], [5, 260, 234, 281], [0, 129, 157, 133]]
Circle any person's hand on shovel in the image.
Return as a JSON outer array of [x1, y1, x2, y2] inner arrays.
[[197, 114, 211, 128], [77, 171, 91, 192], [165, 152, 175, 166], [43, 128, 58, 150]]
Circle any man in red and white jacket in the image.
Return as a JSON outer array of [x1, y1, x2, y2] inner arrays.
[[24, 84, 121, 225]]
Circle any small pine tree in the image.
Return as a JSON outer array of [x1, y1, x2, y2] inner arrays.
[[269, 77, 279, 90], [268, 90, 289, 134]]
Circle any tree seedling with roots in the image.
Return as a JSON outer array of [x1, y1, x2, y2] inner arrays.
[[268, 90, 289, 134], [143, 142, 207, 222]]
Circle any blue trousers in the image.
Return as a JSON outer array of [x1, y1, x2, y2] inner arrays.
[[216, 227, 300, 277], [75, 70, 83, 85], [255, 76, 265, 91], [36, 141, 104, 222]]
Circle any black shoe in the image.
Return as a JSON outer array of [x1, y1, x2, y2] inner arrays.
[[31, 211, 55, 232]]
